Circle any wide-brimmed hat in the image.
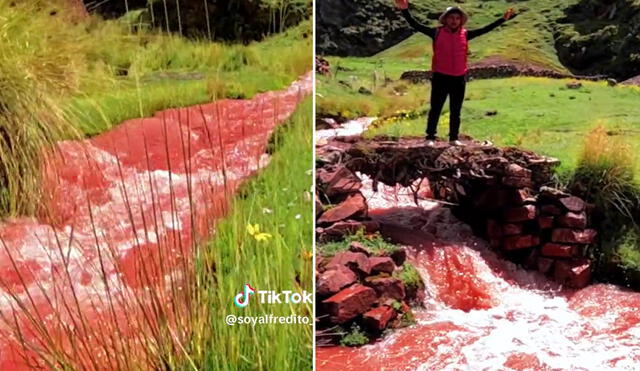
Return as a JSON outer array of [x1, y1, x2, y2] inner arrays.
[[439, 6, 469, 25]]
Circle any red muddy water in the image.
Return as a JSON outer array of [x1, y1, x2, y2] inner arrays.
[[316, 172, 640, 371], [0, 73, 311, 369]]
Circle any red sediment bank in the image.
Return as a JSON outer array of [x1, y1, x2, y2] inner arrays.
[[0, 73, 311, 369]]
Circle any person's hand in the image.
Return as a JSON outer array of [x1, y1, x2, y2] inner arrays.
[[504, 7, 517, 20], [395, 0, 409, 10]]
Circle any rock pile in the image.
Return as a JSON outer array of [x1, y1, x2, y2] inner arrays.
[[317, 135, 597, 288], [400, 64, 605, 84], [316, 241, 420, 345]]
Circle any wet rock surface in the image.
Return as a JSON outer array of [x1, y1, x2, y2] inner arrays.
[[316, 135, 597, 289]]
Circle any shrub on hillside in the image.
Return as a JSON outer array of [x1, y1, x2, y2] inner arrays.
[[569, 125, 640, 278]]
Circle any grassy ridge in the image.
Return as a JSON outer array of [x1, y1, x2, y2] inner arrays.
[[188, 100, 313, 370]]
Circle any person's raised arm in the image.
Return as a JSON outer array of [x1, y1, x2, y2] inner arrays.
[[395, 0, 436, 39], [467, 8, 518, 40]]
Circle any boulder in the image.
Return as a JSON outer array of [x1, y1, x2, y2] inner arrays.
[[538, 216, 554, 229], [327, 251, 371, 275], [557, 212, 587, 229], [325, 166, 362, 198], [558, 196, 585, 213], [364, 276, 406, 300], [554, 260, 591, 288], [504, 164, 532, 178], [552, 229, 597, 244], [369, 257, 396, 274], [317, 193, 367, 224], [541, 243, 577, 258], [348, 241, 372, 256], [504, 205, 537, 222], [323, 284, 378, 323], [317, 266, 357, 297], [363, 306, 397, 331]]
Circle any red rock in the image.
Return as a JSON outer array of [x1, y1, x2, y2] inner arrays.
[[369, 257, 396, 274], [317, 193, 367, 224], [348, 241, 371, 256], [509, 188, 531, 205], [317, 220, 380, 242], [504, 164, 532, 178], [363, 306, 397, 331], [503, 176, 533, 188], [325, 167, 362, 197], [322, 284, 378, 323], [364, 276, 406, 300], [503, 235, 539, 250], [315, 194, 324, 217], [554, 260, 591, 288], [552, 229, 597, 244], [316, 166, 337, 186], [557, 212, 587, 229], [541, 204, 562, 216], [317, 266, 357, 297], [541, 243, 576, 258], [538, 216, 554, 229], [487, 219, 503, 239], [558, 196, 585, 212], [327, 251, 370, 275], [537, 257, 555, 274], [503, 223, 523, 236], [504, 205, 537, 222]]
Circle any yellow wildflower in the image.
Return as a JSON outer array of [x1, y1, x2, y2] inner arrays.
[[246, 223, 272, 242]]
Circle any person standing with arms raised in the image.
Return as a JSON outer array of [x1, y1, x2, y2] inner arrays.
[[395, 0, 518, 146]]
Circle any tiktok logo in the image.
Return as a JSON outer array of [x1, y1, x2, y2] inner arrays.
[[234, 284, 256, 308]]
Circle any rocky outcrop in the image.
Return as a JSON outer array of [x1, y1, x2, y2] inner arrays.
[[553, 0, 640, 80], [317, 0, 431, 56]]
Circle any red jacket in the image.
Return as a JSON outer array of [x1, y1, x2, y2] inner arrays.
[[432, 27, 468, 76], [401, 10, 507, 76]]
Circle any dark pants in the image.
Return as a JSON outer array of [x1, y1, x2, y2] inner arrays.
[[426, 72, 467, 141]]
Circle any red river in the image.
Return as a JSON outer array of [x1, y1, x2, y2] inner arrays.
[[0, 73, 311, 369], [316, 168, 640, 370]]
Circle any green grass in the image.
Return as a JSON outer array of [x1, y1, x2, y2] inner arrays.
[[317, 231, 402, 257], [316, 0, 580, 119], [187, 100, 313, 370], [0, 0, 311, 215], [364, 78, 640, 176]]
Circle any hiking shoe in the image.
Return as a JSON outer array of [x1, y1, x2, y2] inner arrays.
[[450, 140, 466, 146], [426, 140, 436, 147]]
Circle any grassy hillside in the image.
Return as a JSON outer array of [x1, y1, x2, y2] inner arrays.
[[316, 0, 640, 284]]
